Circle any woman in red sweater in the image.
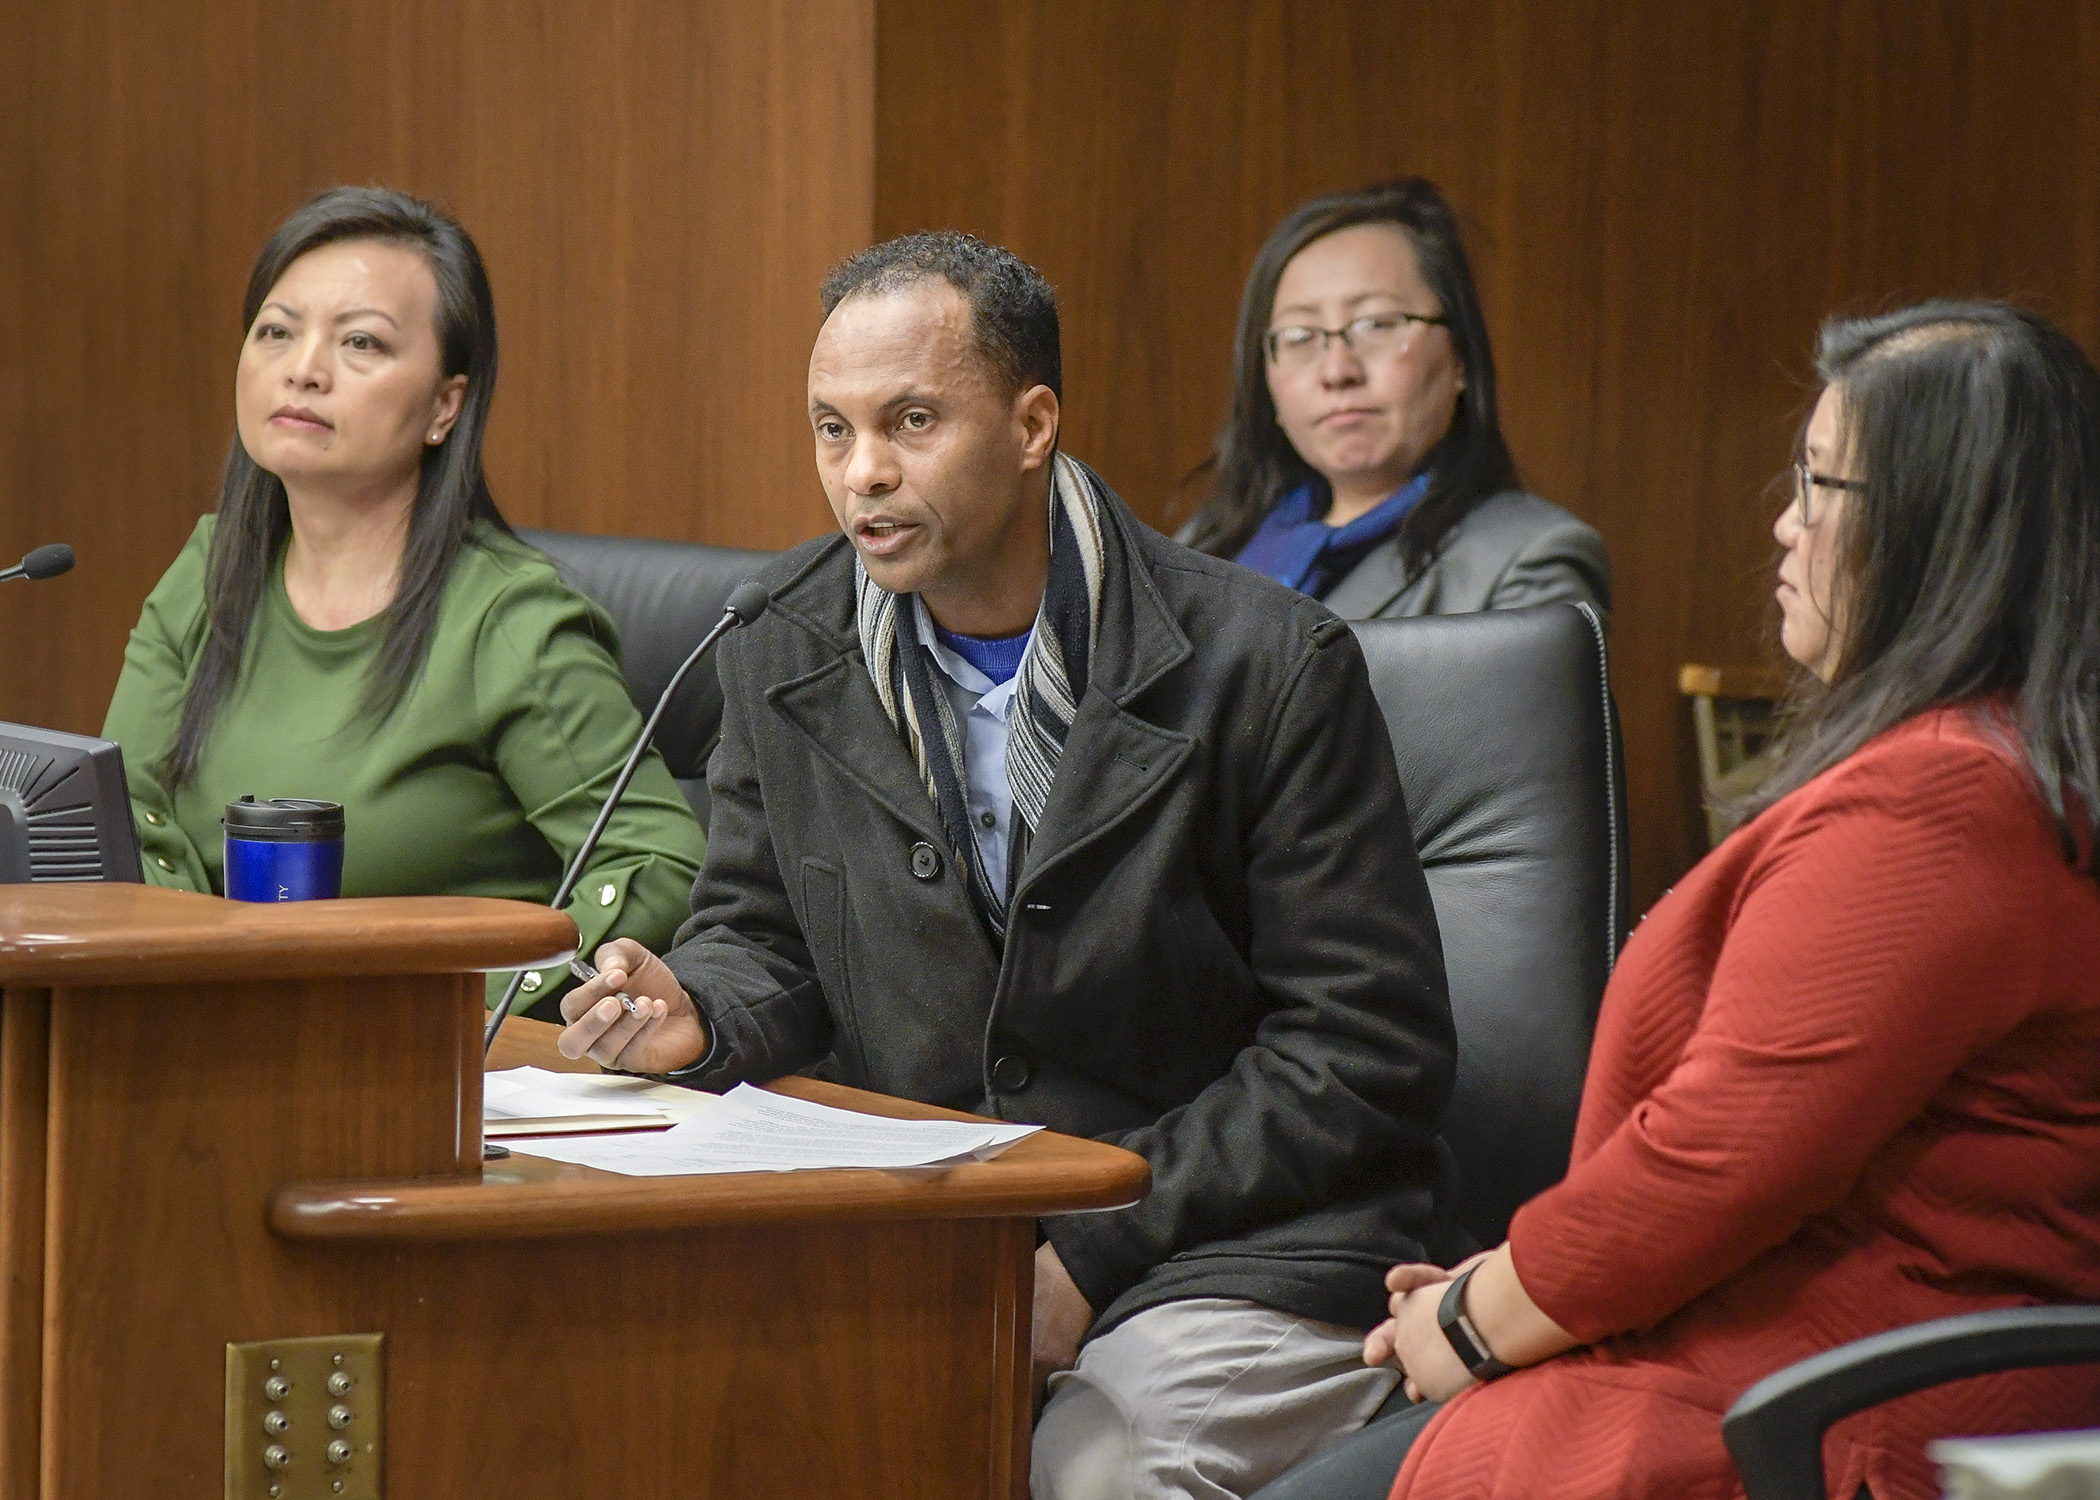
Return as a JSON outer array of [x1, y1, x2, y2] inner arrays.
[[1263, 301, 2100, 1500]]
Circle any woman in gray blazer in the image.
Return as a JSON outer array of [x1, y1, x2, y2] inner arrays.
[[1179, 179, 1610, 623]]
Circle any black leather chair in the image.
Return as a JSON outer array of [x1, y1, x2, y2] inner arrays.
[[1723, 1305, 2100, 1500], [1352, 603, 1628, 1249], [516, 528, 777, 827], [1250, 605, 1630, 1500]]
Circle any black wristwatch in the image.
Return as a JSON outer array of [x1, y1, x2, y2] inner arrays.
[[1437, 1265, 1515, 1381]]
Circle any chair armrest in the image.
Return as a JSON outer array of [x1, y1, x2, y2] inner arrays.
[[1722, 1306, 2100, 1500]]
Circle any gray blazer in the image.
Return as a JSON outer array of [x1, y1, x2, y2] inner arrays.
[[1182, 488, 1611, 625], [1319, 489, 1611, 624]]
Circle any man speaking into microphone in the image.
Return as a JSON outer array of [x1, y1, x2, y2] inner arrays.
[[559, 233, 1453, 1500]]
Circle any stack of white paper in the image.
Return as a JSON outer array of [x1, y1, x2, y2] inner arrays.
[[1932, 1430, 2100, 1500], [482, 1066, 716, 1137], [515, 1083, 1042, 1176]]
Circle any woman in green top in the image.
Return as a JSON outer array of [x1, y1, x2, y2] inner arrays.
[[102, 186, 705, 1013]]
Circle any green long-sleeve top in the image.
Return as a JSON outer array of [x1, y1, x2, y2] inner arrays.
[[102, 515, 707, 1011]]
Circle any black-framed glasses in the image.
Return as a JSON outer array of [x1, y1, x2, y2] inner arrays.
[[1792, 459, 1866, 526], [1265, 311, 1448, 369]]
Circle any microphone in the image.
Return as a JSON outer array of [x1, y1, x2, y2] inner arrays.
[[482, 579, 771, 1059], [0, 544, 75, 584]]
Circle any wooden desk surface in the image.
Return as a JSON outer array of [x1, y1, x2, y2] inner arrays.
[[0, 884, 576, 984], [271, 1016, 1151, 1241]]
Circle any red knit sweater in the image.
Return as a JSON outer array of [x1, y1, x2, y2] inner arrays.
[[1393, 707, 2100, 1500]]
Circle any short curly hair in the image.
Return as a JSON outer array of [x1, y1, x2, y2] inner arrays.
[[820, 231, 1061, 398]]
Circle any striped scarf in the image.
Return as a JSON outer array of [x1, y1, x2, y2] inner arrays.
[[855, 452, 1107, 937]]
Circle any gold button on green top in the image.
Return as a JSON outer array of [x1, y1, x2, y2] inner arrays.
[[144, 810, 163, 826], [155, 856, 173, 871], [520, 971, 543, 993], [599, 883, 616, 906]]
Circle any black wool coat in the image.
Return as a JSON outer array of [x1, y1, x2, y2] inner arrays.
[[663, 487, 1455, 1335]]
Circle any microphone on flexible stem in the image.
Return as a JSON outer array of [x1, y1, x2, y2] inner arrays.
[[0, 544, 75, 584], [482, 579, 771, 1063]]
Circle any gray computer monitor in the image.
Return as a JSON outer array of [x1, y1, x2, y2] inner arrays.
[[0, 722, 144, 884]]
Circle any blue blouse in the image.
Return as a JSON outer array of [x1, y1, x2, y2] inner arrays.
[[1233, 473, 1431, 598]]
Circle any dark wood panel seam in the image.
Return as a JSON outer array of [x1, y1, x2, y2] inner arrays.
[[0, 988, 48, 1500]]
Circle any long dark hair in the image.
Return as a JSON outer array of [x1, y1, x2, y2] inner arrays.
[[1181, 179, 1517, 570], [1743, 300, 2100, 856], [161, 186, 509, 789]]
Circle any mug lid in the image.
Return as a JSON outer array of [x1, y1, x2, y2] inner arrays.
[[222, 795, 345, 839]]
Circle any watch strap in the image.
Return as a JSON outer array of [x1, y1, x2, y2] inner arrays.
[[1436, 1265, 1516, 1381]]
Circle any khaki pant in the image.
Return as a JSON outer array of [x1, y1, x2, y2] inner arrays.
[[1031, 1297, 1399, 1500]]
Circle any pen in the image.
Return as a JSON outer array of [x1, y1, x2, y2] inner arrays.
[[569, 957, 640, 1016]]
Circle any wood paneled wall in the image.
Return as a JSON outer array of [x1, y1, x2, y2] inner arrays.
[[0, 0, 869, 734], [874, 0, 2100, 905], [4, 0, 2096, 909]]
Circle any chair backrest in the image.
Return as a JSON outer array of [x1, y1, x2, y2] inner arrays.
[[1680, 662, 1789, 847], [1351, 604, 1628, 1248], [517, 528, 777, 824], [1722, 1304, 2100, 1500]]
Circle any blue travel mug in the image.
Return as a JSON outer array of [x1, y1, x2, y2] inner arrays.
[[222, 796, 346, 902]]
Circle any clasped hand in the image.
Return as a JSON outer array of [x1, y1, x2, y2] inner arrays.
[[556, 937, 708, 1074], [1362, 1260, 1477, 1405]]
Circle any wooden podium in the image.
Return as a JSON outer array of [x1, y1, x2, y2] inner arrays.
[[0, 885, 1148, 1498]]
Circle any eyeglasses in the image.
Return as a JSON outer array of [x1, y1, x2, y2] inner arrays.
[[1792, 459, 1866, 526], [1264, 311, 1448, 370]]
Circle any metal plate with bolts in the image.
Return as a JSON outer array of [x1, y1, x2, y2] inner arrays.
[[225, 1333, 384, 1499]]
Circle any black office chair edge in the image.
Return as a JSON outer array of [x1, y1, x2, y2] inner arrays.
[[1721, 1305, 2100, 1500], [1571, 601, 1629, 962], [516, 526, 777, 823]]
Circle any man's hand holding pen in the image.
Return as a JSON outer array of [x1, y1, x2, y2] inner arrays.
[[557, 937, 709, 1074]]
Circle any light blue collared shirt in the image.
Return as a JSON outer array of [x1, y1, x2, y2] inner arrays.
[[913, 600, 1023, 902]]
